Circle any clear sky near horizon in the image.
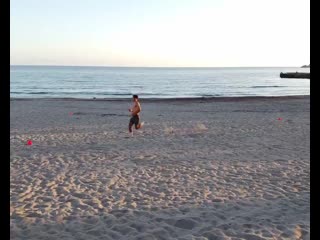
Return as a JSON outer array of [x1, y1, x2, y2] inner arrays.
[[10, 0, 310, 67]]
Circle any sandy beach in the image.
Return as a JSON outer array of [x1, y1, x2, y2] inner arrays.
[[10, 96, 310, 240]]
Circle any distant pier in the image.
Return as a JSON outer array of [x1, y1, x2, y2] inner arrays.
[[280, 72, 310, 79]]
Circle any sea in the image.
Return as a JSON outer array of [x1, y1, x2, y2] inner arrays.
[[10, 65, 310, 99]]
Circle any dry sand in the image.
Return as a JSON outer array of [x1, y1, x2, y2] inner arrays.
[[10, 96, 310, 240]]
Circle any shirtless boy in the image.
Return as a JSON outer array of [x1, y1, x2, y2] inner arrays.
[[128, 95, 144, 134]]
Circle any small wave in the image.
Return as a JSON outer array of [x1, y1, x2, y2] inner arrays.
[[96, 92, 132, 95], [251, 86, 286, 88], [11, 92, 51, 94], [201, 94, 222, 97], [30, 92, 51, 94], [10, 91, 168, 96]]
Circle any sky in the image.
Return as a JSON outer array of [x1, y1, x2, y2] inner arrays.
[[10, 0, 310, 67]]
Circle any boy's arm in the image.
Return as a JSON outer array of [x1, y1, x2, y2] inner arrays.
[[128, 103, 134, 112]]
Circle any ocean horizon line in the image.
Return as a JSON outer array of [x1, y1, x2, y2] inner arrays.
[[10, 95, 310, 102], [10, 64, 300, 69]]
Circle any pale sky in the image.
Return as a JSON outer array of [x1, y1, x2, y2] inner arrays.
[[10, 0, 310, 67]]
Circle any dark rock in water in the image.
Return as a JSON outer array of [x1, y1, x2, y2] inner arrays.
[[301, 64, 310, 68], [280, 72, 310, 79]]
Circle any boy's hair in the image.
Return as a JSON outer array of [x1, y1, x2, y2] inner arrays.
[[133, 95, 138, 99]]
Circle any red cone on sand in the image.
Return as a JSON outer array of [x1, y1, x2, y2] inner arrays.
[[27, 140, 32, 146]]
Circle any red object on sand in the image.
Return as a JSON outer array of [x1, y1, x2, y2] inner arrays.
[[27, 140, 32, 146]]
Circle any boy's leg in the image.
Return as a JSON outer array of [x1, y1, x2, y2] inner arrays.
[[129, 123, 134, 136], [129, 122, 133, 133], [135, 121, 144, 129], [134, 116, 139, 129]]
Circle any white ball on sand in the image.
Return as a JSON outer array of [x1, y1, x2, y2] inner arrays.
[[195, 123, 207, 130]]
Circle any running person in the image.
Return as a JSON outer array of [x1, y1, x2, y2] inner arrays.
[[128, 95, 144, 134]]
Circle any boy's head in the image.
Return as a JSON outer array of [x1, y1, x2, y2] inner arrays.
[[133, 95, 138, 102]]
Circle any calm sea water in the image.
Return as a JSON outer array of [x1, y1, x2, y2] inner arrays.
[[10, 65, 310, 99]]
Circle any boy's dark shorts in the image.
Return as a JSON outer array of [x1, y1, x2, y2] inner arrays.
[[129, 115, 140, 127]]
